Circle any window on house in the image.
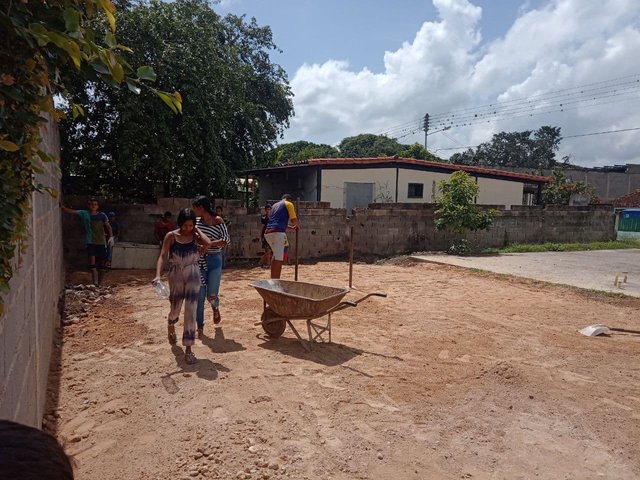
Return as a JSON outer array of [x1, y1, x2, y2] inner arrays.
[[408, 183, 424, 199]]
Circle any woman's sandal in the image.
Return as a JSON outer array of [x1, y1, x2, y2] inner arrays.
[[168, 326, 177, 345], [213, 308, 221, 325], [185, 352, 198, 365]]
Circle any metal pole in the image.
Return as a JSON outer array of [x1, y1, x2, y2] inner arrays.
[[349, 226, 354, 288], [294, 199, 299, 281]]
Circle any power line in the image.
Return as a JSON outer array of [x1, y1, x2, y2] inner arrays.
[[564, 126, 640, 138], [430, 74, 640, 121], [375, 73, 640, 138], [432, 126, 640, 153]]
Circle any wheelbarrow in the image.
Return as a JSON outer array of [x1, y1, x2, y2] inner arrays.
[[249, 279, 386, 351]]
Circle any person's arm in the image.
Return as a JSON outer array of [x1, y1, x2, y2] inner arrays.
[[154, 232, 173, 280], [284, 200, 301, 230], [103, 217, 113, 238], [60, 203, 78, 215], [218, 221, 231, 246], [194, 228, 220, 248]]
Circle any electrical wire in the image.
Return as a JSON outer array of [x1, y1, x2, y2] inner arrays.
[[375, 73, 640, 137], [432, 126, 640, 153]]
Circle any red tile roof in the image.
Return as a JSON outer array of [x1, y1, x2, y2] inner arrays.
[[613, 188, 640, 207], [306, 157, 550, 183]]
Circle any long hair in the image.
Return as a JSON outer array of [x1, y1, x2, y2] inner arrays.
[[176, 208, 197, 227], [192, 195, 215, 217]]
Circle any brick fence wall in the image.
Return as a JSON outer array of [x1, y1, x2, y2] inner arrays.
[[62, 198, 615, 266], [0, 120, 64, 427]]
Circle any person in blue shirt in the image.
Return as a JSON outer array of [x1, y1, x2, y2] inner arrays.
[[264, 194, 300, 279], [61, 197, 113, 285]]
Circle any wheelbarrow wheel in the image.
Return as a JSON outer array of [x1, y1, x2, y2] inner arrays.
[[261, 308, 286, 338]]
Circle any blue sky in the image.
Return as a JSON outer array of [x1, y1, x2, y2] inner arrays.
[[214, 0, 640, 167], [215, 0, 546, 76]]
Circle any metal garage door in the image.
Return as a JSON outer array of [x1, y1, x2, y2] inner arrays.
[[345, 182, 374, 214]]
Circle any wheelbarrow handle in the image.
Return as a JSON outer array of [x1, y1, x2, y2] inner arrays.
[[326, 300, 358, 314], [326, 292, 387, 314], [352, 291, 387, 304]]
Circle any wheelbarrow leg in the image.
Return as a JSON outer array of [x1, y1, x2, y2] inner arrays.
[[287, 319, 312, 352], [306, 315, 332, 345]]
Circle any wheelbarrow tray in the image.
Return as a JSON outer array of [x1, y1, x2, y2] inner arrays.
[[249, 279, 349, 319]]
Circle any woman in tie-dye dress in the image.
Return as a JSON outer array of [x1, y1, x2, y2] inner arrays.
[[153, 208, 213, 364]]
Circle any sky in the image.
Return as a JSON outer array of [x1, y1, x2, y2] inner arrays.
[[214, 0, 640, 168]]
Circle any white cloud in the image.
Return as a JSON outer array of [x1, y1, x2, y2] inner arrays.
[[284, 0, 640, 167]]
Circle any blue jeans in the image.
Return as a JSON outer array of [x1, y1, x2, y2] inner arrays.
[[196, 253, 223, 329]]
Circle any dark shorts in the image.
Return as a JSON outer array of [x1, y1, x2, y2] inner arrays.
[[87, 243, 108, 261]]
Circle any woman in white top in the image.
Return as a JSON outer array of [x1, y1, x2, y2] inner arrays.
[[191, 196, 230, 337]]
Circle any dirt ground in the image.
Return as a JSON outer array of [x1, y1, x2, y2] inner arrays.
[[46, 260, 640, 479]]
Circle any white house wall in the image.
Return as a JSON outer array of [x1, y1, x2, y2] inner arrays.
[[397, 169, 451, 202], [476, 177, 523, 208], [321, 168, 397, 208]]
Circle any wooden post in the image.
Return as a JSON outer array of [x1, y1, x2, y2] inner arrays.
[[294, 199, 300, 281], [349, 225, 354, 289], [245, 173, 250, 207]]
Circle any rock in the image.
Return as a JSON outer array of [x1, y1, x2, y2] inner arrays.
[[69, 436, 82, 443], [194, 452, 203, 460], [377, 452, 384, 460], [248, 446, 259, 454], [268, 462, 279, 470]]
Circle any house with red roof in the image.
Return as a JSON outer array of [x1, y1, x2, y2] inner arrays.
[[613, 188, 640, 209], [244, 157, 550, 211]]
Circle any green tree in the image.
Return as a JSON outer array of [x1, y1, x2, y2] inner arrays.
[[435, 171, 497, 253], [267, 141, 339, 164], [397, 142, 441, 161], [338, 134, 405, 157], [60, 0, 293, 201], [450, 126, 562, 169], [542, 167, 597, 204], [1, 0, 178, 310]]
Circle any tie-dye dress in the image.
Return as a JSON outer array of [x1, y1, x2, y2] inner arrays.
[[167, 233, 200, 346]]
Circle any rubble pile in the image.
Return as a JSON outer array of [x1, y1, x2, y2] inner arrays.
[[62, 284, 114, 326]]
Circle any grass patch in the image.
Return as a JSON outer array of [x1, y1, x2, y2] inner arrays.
[[488, 240, 640, 254]]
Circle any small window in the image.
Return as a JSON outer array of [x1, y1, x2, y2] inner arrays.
[[408, 183, 424, 199]]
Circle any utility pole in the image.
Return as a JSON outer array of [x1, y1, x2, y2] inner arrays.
[[423, 113, 430, 150]]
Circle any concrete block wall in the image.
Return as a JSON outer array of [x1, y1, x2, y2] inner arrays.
[[62, 199, 616, 266], [0, 120, 64, 427], [62, 197, 246, 266]]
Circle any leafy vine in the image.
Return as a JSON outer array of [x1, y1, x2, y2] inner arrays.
[[0, 0, 182, 314]]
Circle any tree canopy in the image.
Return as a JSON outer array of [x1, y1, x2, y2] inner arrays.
[[338, 134, 405, 158], [542, 167, 597, 205], [449, 126, 562, 169], [60, 0, 293, 201], [266, 141, 339, 164], [435, 171, 497, 253], [1, 0, 179, 309]]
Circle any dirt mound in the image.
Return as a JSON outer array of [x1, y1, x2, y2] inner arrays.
[[376, 255, 420, 266], [479, 360, 526, 387]]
